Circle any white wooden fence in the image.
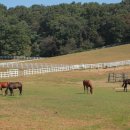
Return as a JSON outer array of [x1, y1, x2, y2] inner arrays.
[[0, 60, 130, 69], [23, 66, 73, 76], [0, 69, 19, 78], [0, 60, 130, 78]]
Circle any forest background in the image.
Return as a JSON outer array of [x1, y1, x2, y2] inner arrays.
[[0, 0, 130, 57]]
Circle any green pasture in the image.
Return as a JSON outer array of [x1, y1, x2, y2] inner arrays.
[[0, 44, 130, 130], [0, 71, 130, 130]]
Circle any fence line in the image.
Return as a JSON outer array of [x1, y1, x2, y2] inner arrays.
[[0, 56, 42, 60], [0, 60, 130, 70], [108, 73, 129, 82], [0, 60, 130, 78], [0, 69, 19, 78]]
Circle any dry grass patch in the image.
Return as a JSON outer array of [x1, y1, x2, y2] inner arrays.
[[34, 44, 130, 64]]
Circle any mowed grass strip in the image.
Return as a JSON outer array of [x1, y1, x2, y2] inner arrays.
[[0, 70, 130, 130]]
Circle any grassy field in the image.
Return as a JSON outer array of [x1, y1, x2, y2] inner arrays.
[[0, 69, 130, 130], [0, 44, 130, 130], [36, 44, 130, 64]]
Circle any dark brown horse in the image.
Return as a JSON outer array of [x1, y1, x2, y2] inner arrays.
[[0, 82, 9, 95], [122, 79, 130, 92], [83, 80, 93, 94], [5, 82, 22, 96]]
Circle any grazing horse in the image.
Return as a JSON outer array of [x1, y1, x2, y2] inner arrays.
[[83, 80, 93, 94], [0, 82, 9, 95], [122, 79, 130, 92], [5, 82, 22, 96]]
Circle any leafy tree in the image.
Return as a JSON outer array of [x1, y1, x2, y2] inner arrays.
[[0, 1, 130, 57], [39, 36, 59, 57], [99, 16, 127, 44], [0, 20, 31, 56], [0, 4, 7, 16], [122, 0, 130, 4]]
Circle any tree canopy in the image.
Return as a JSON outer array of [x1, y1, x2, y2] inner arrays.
[[0, 1, 130, 57]]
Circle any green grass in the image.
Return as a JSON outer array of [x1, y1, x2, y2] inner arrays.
[[0, 44, 130, 130], [0, 72, 130, 130]]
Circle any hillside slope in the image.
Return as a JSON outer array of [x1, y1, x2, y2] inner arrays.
[[35, 44, 130, 64]]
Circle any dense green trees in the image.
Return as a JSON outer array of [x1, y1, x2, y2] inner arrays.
[[0, 1, 130, 57]]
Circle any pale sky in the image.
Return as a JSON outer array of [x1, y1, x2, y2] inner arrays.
[[0, 0, 122, 8]]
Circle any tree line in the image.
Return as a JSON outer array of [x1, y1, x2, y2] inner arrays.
[[0, 0, 130, 57]]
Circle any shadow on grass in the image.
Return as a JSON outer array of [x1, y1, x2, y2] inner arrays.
[[115, 91, 130, 92], [76, 92, 85, 94]]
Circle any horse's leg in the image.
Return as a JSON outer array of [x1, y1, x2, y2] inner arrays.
[[122, 82, 125, 88], [86, 86, 88, 94], [126, 84, 127, 92], [83, 84, 85, 93], [1, 88, 3, 95], [19, 88, 21, 95], [124, 84, 127, 92], [5, 88, 8, 96], [9, 88, 13, 96], [90, 88, 93, 94], [12, 89, 14, 96], [124, 86, 125, 92], [1, 88, 4, 95], [19, 87, 22, 95], [0, 87, 2, 93]]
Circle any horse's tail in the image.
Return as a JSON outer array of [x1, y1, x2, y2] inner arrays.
[[122, 80, 125, 87]]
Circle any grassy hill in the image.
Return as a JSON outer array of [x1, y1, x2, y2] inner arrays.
[[36, 44, 130, 64]]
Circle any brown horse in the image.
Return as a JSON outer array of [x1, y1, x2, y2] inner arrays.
[[122, 79, 130, 92], [83, 80, 93, 94], [0, 82, 9, 95], [5, 82, 22, 96]]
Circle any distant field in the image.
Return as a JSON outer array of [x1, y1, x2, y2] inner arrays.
[[0, 44, 130, 130], [35, 44, 130, 64], [0, 44, 130, 65]]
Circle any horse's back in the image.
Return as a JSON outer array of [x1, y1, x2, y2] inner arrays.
[[9, 82, 22, 88], [0, 82, 9, 88], [83, 80, 92, 87], [123, 79, 130, 84]]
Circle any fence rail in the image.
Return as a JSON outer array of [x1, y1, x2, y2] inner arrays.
[[0, 60, 130, 70], [0, 69, 19, 78], [0, 60, 130, 78], [108, 73, 129, 82], [0, 56, 42, 60]]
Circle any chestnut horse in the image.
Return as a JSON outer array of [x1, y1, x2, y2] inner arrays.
[[83, 80, 93, 94], [122, 79, 130, 92], [0, 82, 9, 95], [5, 82, 22, 96]]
